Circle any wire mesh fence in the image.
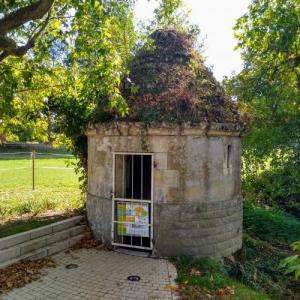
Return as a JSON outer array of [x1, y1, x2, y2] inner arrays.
[[0, 150, 84, 221]]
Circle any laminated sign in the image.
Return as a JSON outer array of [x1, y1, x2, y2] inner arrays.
[[117, 203, 149, 237]]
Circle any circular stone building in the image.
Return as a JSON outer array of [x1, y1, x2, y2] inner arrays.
[[86, 30, 245, 258]]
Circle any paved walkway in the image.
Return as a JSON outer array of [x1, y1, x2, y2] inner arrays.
[[1, 249, 178, 300]]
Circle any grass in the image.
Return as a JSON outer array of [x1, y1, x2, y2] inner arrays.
[[224, 280, 270, 300], [0, 215, 69, 238], [0, 150, 84, 223], [173, 256, 270, 300]]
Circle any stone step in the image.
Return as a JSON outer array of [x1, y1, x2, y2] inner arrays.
[[0, 233, 86, 269], [0, 215, 85, 251], [0, 224, 87, 264]]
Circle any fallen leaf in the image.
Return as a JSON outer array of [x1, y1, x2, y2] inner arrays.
[[0, 258, 56, 292], [165, 284, 178, 292]]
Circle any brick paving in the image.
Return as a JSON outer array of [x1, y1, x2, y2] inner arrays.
[[1, 249, 178, 300]]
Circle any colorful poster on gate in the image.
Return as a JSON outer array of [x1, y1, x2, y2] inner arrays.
[[117, 203, 149, 237]]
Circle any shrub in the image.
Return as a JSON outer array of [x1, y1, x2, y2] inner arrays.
[[280, 241, 300, 280], [227, 203, 300, 298], [228, 234, 296, 299], [243, 201, 300, 244], [243, 156, 300, 218]]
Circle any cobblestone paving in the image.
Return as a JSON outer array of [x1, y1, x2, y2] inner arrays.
[[1, 249, 178, 300]]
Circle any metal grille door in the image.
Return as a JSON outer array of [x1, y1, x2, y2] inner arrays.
[[112, 153, 153, 250]]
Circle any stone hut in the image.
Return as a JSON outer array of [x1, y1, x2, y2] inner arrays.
[[86, 30, 245, 258]]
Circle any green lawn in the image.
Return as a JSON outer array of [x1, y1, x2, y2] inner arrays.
[[0, 216, 69, 238], [0, 151, 84, 222]]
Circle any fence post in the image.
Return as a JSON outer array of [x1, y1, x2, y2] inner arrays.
[[32, 150, 35, 190]]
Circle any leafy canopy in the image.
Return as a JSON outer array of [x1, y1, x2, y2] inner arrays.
[[0, 0, 200, 188], [225, 0, 299, 160], [224, 0, 300, 212]]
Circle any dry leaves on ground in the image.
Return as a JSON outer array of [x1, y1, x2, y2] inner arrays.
[[178, 285, 210, 300], [215, 287, 235, 298], [71, 233, 110, 251], [178, 284, 235, 300], [0, 258, 56, 292]]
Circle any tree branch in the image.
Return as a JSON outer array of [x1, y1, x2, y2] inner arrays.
[[15, 84, 64, 93], [0, 9, 52, 61], [0, 0, 54, 34]]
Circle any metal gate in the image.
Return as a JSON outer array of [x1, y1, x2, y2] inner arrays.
[[112, 153, 153, 250]]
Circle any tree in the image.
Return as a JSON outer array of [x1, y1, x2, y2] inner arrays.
[[0, 0, 136, 143], [0, 0, 55, 61], [45, 0, 137, 185], [153, 0, 187, 28], [226, 0, 299, 159], [0, 0, 76, 142], [0, 0, 200, 188], [224, 0, 300, 212]]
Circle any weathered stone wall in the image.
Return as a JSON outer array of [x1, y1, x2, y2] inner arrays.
[[86, 122, 242, 258]]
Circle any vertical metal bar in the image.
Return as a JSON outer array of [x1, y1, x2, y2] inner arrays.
[[111, 153, 115, 244], [123, 155, 127, 246], [131, 155, 134, 246], [141, 155, 143, 248], [122, 201, 124, 246], [122, 155, 125, 198], [141, 156, 143, 200], [150, 154, 154, 250], [32, 150, 35, 190], [131, 155, 134, 199], [112, 213, 115, 245]]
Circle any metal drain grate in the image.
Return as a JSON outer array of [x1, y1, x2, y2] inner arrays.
[[127, 275, 141, 282], [65, 263, 79, 269]]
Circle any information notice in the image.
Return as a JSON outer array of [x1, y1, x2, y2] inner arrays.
[[117, 202, 149, 237]]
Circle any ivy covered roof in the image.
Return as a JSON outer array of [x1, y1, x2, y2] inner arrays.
[[120, 29, 245, 126]]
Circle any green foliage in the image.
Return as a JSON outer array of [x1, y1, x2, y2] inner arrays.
[[174, 209, 300, 299], [135, 108, 162, 123], [227, 204, 300, 298], [1, 1, 137, 189], [224, 0, 300, 214], [0, 0, 203, 191], [136, 0, 200, 43], [0, 0, 75, 141], [279, 241, 300, 280], [153, 0, 188, 28], [292, 241, 300, 252], [243, 201, 300, 244], [174, 255, 271, 299], [243, 156, 300, 217], [174, 256, 230, 292], [229, 0, 299, 127], [47, 1, 137, 186], [280, 254, 300, 280], [229, 234, 295, 298]]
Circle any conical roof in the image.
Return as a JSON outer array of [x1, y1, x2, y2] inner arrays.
[[121, 29, 243, 125]]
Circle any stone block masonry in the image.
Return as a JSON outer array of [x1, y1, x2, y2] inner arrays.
[[86, 122, 243, 258]]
